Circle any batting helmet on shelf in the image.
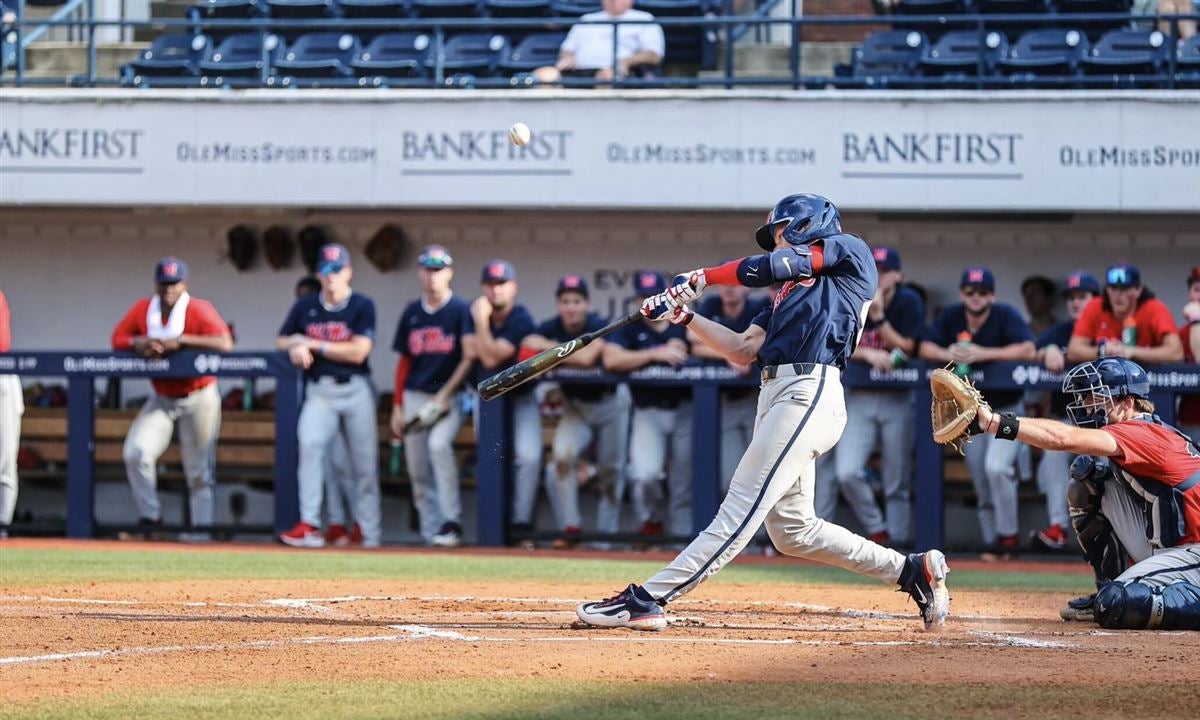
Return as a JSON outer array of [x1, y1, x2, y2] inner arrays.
[[226, 225, 257, 271], [755, 193, 842, 251]]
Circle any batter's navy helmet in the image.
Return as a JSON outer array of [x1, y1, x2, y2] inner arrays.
[[1063, 358, 1151, 427], [755, 194, 842, 251]]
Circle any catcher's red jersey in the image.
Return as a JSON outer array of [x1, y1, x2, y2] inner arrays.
[[1102, 420, 1200, 545]]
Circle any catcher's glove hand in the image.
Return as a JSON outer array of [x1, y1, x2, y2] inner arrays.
[[930, 366, 991, 454]]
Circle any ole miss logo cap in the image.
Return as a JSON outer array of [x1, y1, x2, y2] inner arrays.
[[481, 259, 516, 283], [155, 256, 188, 284], [317, 244, 351, 275], [556, 274, 589, 299], [872, 247, 901, 271], [959, 266, 995, 292], [1063, 271, 1100, 296], [636, 271, 668, 297]]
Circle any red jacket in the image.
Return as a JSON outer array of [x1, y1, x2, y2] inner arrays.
[[111, 297, 229, 398]]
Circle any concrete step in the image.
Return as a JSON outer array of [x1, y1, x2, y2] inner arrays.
[[714, 42, 854, 79], [21, 41, 136, 79]]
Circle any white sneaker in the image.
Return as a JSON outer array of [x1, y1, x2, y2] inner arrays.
[[430, 522, 462, 548], [576, 584, 667, 631], [901, 550, 950, 631]]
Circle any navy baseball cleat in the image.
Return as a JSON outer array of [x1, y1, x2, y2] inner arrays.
[[1060, 593, 1097, 622], [576, 584, 667, 631], [898, 550, 951, 631]]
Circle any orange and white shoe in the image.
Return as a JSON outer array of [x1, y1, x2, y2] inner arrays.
[[279, 522, 325, 549], [899, 550, 950, 631]]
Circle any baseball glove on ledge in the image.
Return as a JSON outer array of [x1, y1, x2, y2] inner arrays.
[[930, 367, 991, 455]]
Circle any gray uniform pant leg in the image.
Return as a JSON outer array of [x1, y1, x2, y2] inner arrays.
[[296, 383, 341, 528], [0, 375, 23, 526], [324, 436, 353, 527], [591, 387, 630, 535], [404, 388, 463, 541], [1115, 544, 1200, 588], [719, 394, 757, 491], [963, 432, 996, 545], [339, 377, 380, 546], [123, 394, 180, 523], [813, 453, 837, 521], [509, 392, 545, 526], [1036, 448, 1072, 528], [550, 400, 592, 530], [666, 401, 694, 537], [174, 384, 221, 527], [834, 390, 886, 536], [1101, 479, 1156, 565], [628, 407, 669, 526], [642, 368, 906, 603]]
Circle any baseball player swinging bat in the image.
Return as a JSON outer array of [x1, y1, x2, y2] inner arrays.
[[477, 310, 641, 401]]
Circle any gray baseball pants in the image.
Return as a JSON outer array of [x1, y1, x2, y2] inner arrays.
[[123, 383, 220, 526], [1036, 448, 1072, 528], [550, 386, 630, 533], [0, 374, 23, 526], [719, 393, 757, 491], [643, 366, 906, 603], [1102, 479, 1200, 587], [628, 402, 693, 536], [962, 402, 1023, 544], [298, 376, 381, 546], [834, 389, 914, 543], [403, 388, 464, 542], [323, 435, 357, 528]]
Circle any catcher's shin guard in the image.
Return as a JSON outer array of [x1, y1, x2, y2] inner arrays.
[[1067, 477, 1127, 586], [1095, 581, 1200, 630]]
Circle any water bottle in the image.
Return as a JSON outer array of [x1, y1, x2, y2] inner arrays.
[[889, 347, 908, 369], [954, 331, 973, 377], [1121, 317, 1137, 348], [389, 438, 403, 476], [242, 377, 254, 411]]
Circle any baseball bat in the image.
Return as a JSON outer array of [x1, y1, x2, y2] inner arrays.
[[477, 310, 641, 401]]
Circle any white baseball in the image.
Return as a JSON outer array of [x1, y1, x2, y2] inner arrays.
[[508, 122, 532, 147]]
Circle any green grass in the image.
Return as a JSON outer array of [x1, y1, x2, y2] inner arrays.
[[0, 546, 1092, 593], [0, 679, 1180, 720]]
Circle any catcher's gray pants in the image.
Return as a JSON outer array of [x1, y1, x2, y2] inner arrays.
[[473, 390, 543, 526], [834, 389, 914, 543], [629, 402, 693, 536], [643, 366, 906, 603], [1036, 447, 1072, 529], [123, 383, 220, 526], [720, 393, 758, 490], [298, 376, 381, 546], [323, 435, 356, 528], [1101, 479, 1200, 587], [403, 388, 464, 542], [549, 386, 630, 533], [962, 402, 1023, 544], [0, 374, 23, 527]]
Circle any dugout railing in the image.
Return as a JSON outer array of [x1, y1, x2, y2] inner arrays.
[[2, 3, 1198, 89]]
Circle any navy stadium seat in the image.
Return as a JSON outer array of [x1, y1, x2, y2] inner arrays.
[[426, 32, 510, 74], [891, 0, 972, 41], [339, 0, 410, 16], [352, 31, 432, 77], [125, 33, 213, 77], [996, 27, 1088, 78], [919, 29, 1008, 79], [842, 29, 928, 87], [1079, 28, 1168, 78], [637, 0, 713, 67], [550, 0, 601, 16], [267, 0, 340, 18], [411, 0, 481, 19], [198, 31, 284, 77], [976, 0, 1049, 40], [485, 0, 551, 17], [498, 31, 566, 71], [1176, 34, 1200, 87], [274, 31, 361, 76], [188, 1, 265, 42], [1052, 0, 1132, 39]]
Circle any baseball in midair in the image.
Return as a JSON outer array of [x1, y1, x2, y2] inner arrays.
[[508, 122, 532, 147]]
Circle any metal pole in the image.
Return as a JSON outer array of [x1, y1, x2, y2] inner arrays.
[[691, 384, 722, 536], [434, 25, 444, 85], [86, 0, 96, 87], [272, 363, 302, 534], [724, 10, 734, 89], [66, 375, 96, 538], [790, 11, 800, 90], [475, 394, 511, 547], [15, 0, 24, 85], [912, 375, 943, 552]]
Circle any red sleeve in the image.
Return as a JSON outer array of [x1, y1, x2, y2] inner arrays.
[[1100, 422, 1200, 483], [1143, 301, 1178, 346], [517, 346, 539, 362], [1072, 298, 1100, 340], [810, 243, 825, 275], [112, 299, 149, 350], [0, 290, 11, 353], [185, 299, 230, 337], [703, 257, 743, 287], [393, 355, 411, 407]]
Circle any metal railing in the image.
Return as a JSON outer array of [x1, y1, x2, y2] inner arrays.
[[1, 8, 1197, 89]]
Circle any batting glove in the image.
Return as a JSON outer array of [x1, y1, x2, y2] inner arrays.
[[640, 292, 675, 322], [668, 305, 695, 326], [664, 269, 707, 310]]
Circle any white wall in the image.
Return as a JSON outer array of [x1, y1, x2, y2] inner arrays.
[[1, 206, 1197, 393]]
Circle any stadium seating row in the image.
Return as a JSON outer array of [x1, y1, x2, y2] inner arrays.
[[883, 0, 1180, 41], [837, 27, 1200, 87]]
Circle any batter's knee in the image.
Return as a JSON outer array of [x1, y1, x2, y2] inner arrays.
[[1095, 581, 1200, 631], [765, 511, 820, 550]]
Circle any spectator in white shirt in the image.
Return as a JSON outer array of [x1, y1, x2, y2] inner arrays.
[[534, 0, 665, 85]]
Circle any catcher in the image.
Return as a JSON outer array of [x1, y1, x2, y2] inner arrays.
[[932, 358, 1200, 630]]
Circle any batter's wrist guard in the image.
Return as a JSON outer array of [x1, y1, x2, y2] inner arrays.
[[994, 412, 1019, 440]]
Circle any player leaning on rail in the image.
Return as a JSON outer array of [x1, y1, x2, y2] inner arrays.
[[932, 359, 1200, 630]]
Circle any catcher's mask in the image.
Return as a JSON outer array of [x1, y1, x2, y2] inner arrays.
[[1063, 358, 1150, 428]]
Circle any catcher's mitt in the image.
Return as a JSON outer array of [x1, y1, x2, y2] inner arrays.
[[930, 367, 991, 454]]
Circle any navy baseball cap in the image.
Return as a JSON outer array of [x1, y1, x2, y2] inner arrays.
[[556, 274, 589, 299], [960, 266, 995, 292], [1105, 263, 1141, 288], [872, 247, 901, 272], [418, 244, 453, 269], [635, 271, 668, 297], [481, 259, 516, 283], [317, 243, 351, 275], [1063, 271, 1100, 296], [155, 256, 188, 284]]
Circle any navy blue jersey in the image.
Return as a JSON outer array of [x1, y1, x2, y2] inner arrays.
[[609, 319, 690, 407], [536, 313, 611, 402], [279, 292, 376, 380], [858, 286, 925, 354], [750, 233, 877, 369], [393, 295, 475, 393], [927, 301, 1034, 408], [472, 304, 536, 389], [1037, 318, 1077, 416]]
